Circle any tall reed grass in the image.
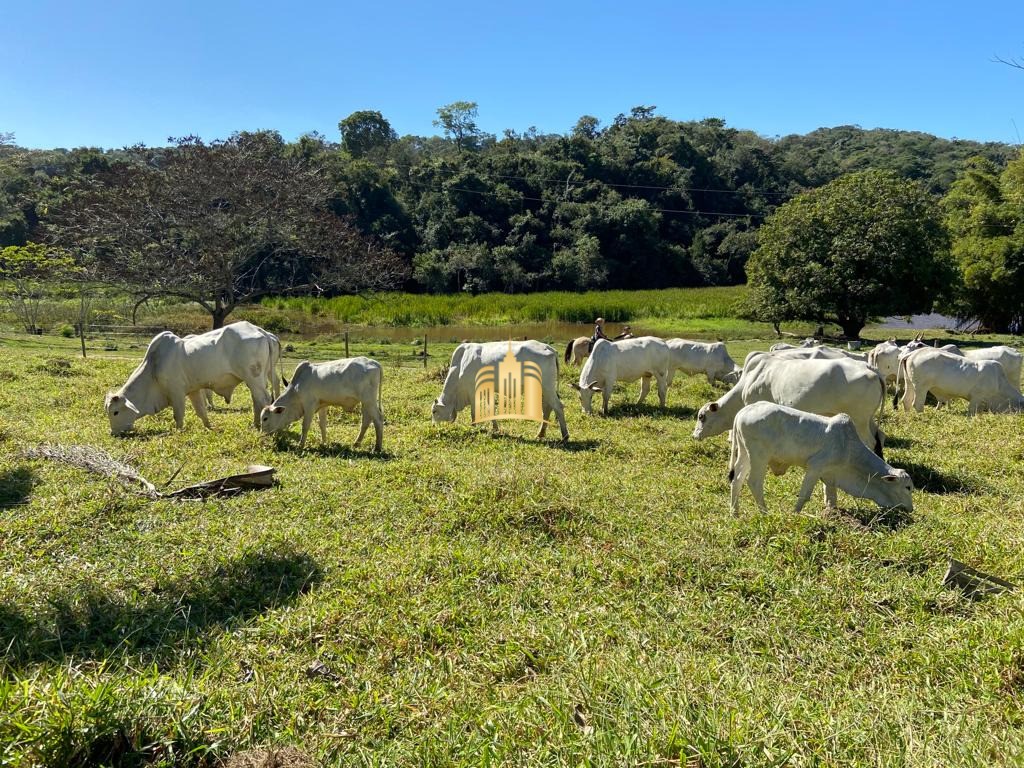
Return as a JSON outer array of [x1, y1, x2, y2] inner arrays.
[[264, 286, 749, 327]]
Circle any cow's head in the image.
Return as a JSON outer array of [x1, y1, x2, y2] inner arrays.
[[431, 397, 456, 424], [105, 393, 141, 435], [721, 367, 742, 385], [692, 401, 724, 440], [259, 403, 294, 435], [568, 381, 602, 414], [867, 469, 914, 512]]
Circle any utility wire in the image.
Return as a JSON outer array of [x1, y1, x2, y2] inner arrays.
[[376, 160, 794, 197]]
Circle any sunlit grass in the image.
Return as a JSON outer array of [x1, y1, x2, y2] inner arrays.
[[1, 336, 1023, 766]]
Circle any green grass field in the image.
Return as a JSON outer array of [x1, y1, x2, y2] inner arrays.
[[2, 332, 1024, 766]]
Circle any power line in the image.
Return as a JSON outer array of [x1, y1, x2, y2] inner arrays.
[[377, 160, 794, 198]]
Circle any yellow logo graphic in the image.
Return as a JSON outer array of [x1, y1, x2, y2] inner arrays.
[[473, 341, 546, 424]]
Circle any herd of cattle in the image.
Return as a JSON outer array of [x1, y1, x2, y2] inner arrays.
[[102, 322, 1023, 515]]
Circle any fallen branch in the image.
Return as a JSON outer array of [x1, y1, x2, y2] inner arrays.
[[23, 443, 276, 500]]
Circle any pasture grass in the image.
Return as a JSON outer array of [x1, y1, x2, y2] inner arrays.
[[1, 334, 1024, 766]]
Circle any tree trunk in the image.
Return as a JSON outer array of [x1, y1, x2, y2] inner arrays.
[[838, 317, 864, 340], [211, 305, 229, 330]]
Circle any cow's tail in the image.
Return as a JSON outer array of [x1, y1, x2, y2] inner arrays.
[[876, 370, 886, 416], [892, 356, 905, 410], [564, 339, 574, 364], [727, 418, 740, 483], [271, 334, 284, 399], [375, 365, 383, 420]]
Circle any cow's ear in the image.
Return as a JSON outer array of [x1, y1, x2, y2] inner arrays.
[[588, 384, 602, 391], [274, 405, 284, 413], [882, 474, 899, 483], [568, 382, 581, 391], [110, 395, 120, 402], [708, 402, 719, 412]]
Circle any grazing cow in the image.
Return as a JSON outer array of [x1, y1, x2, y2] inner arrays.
[[565, 336, 591, 365], [868, 340, 901, 384], [105, 321, 276, 435], [694, 355, 886, 456], [962, 346, 1023, 387], [260, 357, 383, 451], [727, 402, 913, 514], [432, 340, 569, 441], [665, 339, 740, 386], [570, 337, 672, 415], [896, 349, 1024, 414]]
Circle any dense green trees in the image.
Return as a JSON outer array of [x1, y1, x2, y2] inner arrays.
[[3, 110, 1019, 312], [942, 152, 1024, 332], [747, 171, 953, 339]]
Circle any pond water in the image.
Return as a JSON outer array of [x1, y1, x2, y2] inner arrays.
[[875, 313, 969, 331]]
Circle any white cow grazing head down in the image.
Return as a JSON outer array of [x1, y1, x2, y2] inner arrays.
[[104, 322, 275, 436], [572, 336, 672, 415], [105, 392, 145, 435], [727, 401, 913, 514], [431, 340, 569, 441], [260, 357, 384, 451]]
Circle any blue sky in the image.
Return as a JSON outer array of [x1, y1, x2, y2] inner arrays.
[[4, 0, 1023, 149]]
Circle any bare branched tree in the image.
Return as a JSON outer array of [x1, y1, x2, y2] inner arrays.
[[46, 132, 408, 328]]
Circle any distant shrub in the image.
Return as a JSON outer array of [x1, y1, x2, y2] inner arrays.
[[58, 324, 75, 338]]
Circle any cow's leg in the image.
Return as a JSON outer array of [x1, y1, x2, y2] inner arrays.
[[746, 460, 769, 514], [794, 468, 822, 514], [656, 373, 668, 407], [968, 397, 980, 416], [603, 378, 614, 415], [188, 391, 212, 429], [912, 387, 927, 413], [318, 407, 329, 443], [729, 448, 750, 514], [637, 374, 651, 404], [171, 393, 187, 430], [203, 389, 215, 409], [371, 405, 384, 452], [822, 480, 839, 511], [298, 410, 314, 449], [244, 379, 270, 429], [354, 405, 371, 446]]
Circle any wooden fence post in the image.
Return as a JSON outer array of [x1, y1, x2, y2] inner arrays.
[[78, 322, 87, 359], [344, 331, 349, 358], [423, 334, 428, 368]]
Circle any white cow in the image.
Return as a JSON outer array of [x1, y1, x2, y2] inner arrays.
[[432, 340, 569, 441], [896, 349, 1024, 414], [728, 402, 914, 514], [260, 357, 383, 451], [571, 337, 672, 415], [867, 340, 901, 384], [105, 321, 276, 435], [665, 339, 740, 386], [962, 346, 1022, 387], [192, 328, 282, 407], [694, 355, 886, 456], [769, 338, 820, 352]]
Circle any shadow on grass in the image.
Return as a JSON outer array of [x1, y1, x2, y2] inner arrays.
[[899, 460, 983, 495], [494, 434, 601, 452], [0, 466, 36, 509], [604, 403, 696, 419], [834, 504, 915, 532], [270, 431, 392, 460], [882, 434, 915, 449], [0, 549, 321, 666]]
